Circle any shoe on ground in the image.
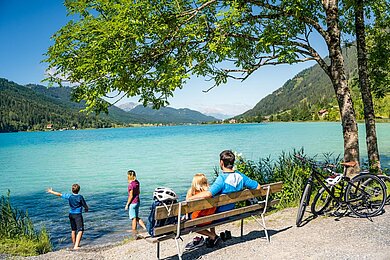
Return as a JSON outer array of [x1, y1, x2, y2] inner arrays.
[[225, 230, 232, 240], [220, 232, 226, 241], [205, 237, 213, 248], [185, 236, 205, 250], [206, 235, 222, 248], [213, 235, 221, 247]]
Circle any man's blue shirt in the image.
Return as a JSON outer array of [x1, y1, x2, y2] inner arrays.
[[209, 171, 259, 212], [61, 193, 87, 214]]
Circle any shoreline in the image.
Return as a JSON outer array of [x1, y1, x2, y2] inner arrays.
[[27, 206, 390, 259], [2, 120, 390, 134]]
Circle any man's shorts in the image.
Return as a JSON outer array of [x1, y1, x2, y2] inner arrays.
[[69, 213, 84, 232], [128, 202, 140, 219]]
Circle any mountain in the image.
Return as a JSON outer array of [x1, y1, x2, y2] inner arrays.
[[117, 102, 138, 112], [0, 79, 217, 132], [25, 84, 146, 124], [28, 84, 217, 124], [0, 79, 114, 132], [204, 112, 232, 120], [129, 105, 217, 124], [236, 46, 359, 121]]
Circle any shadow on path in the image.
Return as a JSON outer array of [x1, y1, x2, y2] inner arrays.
[[163, 226, 292, 260]]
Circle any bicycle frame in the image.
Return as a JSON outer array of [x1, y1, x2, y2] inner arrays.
[[309, 165, 374, 206]]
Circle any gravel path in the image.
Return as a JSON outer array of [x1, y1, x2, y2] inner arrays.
[[28, 205, 390, 260]]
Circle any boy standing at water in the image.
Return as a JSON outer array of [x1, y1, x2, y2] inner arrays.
[[47, 184, 88, 250], [125, 170, 147, 233]]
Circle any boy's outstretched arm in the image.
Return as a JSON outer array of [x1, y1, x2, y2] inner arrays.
[[46, 187, 62, 197]]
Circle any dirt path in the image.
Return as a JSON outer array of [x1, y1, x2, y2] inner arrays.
[[29, 205, 390, 260]]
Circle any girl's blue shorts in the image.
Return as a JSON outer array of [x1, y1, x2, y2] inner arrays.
[[128, 202, 140, 219]]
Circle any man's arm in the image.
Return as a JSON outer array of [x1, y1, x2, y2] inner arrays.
[[187, 190, 212, 201], [46, 188, 62, 197]]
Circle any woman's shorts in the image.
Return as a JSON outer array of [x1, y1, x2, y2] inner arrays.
[[128, 203, 140, 219], [69, 213, 84, 232]]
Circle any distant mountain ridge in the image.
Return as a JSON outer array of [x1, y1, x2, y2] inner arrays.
[[129, 105, 217, 123], [0, 79, 217, 132], [117, 102, 138, 112]]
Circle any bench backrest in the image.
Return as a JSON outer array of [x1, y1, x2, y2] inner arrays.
[[153, 182, 283, 236]]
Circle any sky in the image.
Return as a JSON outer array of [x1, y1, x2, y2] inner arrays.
[[0, 0, 328, 117]]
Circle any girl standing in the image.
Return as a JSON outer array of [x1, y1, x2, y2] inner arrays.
[[125, 170, 147, 232]]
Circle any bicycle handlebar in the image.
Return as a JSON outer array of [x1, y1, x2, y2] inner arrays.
[[294, 154, 336, 173], [294, 154, 315, 165]]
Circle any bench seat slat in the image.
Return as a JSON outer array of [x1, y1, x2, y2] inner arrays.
[[155, 182, 283, 220], [153, 199, 280, 236]]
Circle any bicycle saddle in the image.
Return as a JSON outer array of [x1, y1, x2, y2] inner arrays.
[[340, 161, 357, 167]]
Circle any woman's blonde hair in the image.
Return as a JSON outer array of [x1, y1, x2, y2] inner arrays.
[[127, 170, 136, 181], [187, 173, 209, 198]]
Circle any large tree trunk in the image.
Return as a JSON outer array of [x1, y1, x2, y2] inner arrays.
[[324, 0, 360, 176], [355, 0, 381, 172]]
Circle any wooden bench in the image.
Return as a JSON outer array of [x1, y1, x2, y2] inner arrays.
[[142, 181, 283, 259]]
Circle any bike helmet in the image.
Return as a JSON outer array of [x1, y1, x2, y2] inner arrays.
[[153, 187, 178, 202], [325, 174, 342, 186]]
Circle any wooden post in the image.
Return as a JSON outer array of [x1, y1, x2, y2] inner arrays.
[[241, 219, 244, 238]]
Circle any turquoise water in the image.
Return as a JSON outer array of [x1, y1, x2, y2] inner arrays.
[[0, 123, 389, 248]]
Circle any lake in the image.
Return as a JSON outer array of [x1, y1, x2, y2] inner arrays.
[[0, 122, 389, 248]]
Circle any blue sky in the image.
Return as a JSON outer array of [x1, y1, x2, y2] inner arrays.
[[0, 1, 327, 116]]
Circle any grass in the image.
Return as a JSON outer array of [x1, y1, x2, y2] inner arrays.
[[228, 149, 345, 210], [0, 191, 52, 256]]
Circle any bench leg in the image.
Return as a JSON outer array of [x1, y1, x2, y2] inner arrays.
[[156, 242, 160, 259], [251, 214, 270, 242], [240, 219, 244, 238], [174, 237, 183, 260], [261, 213, 270, 242]]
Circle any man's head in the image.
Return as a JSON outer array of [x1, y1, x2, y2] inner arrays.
[[220, 150, 235, 170], [72, 184, 80, 194]]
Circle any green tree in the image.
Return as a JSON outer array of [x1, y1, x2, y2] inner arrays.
[[45, 0, 363, 173], [340, 0, 389, 171], [348, 0, 389, 171]]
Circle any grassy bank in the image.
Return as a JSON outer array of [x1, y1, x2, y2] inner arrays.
[[227, 149, 345, 209], [0, 191, 52, 256]]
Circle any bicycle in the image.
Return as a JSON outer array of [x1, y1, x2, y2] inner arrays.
[[378, 174, 390, 204], [295, 155, 387, 227], [312, 171, 390, 217]]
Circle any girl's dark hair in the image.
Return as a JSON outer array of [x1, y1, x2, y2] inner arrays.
[[72, 184, 80, 194], [127, 170, 136, 178], [220, 150, 235, 169]]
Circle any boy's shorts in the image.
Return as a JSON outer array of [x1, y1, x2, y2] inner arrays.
[[128, 202, 140, 219], [69, 213, 84, 232]]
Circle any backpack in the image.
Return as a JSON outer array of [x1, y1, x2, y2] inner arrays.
[[147, 198, 178, 237]]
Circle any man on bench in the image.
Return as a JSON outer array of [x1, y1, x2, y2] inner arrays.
[[187, 150, 261, 248]]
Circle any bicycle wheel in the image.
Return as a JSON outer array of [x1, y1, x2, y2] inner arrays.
[[345, 174, 386, 217], [311, 185, 334, 216], [296, 181, 312, 227], [378, 175, 390, 204]]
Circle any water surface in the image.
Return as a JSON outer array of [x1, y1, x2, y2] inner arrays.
[[0, 123, 389, 248]]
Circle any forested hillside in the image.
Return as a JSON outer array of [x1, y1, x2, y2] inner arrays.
[[0, 79, 115, 132], [237, 46, 390, 122], [0, 79, 217, 132]]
